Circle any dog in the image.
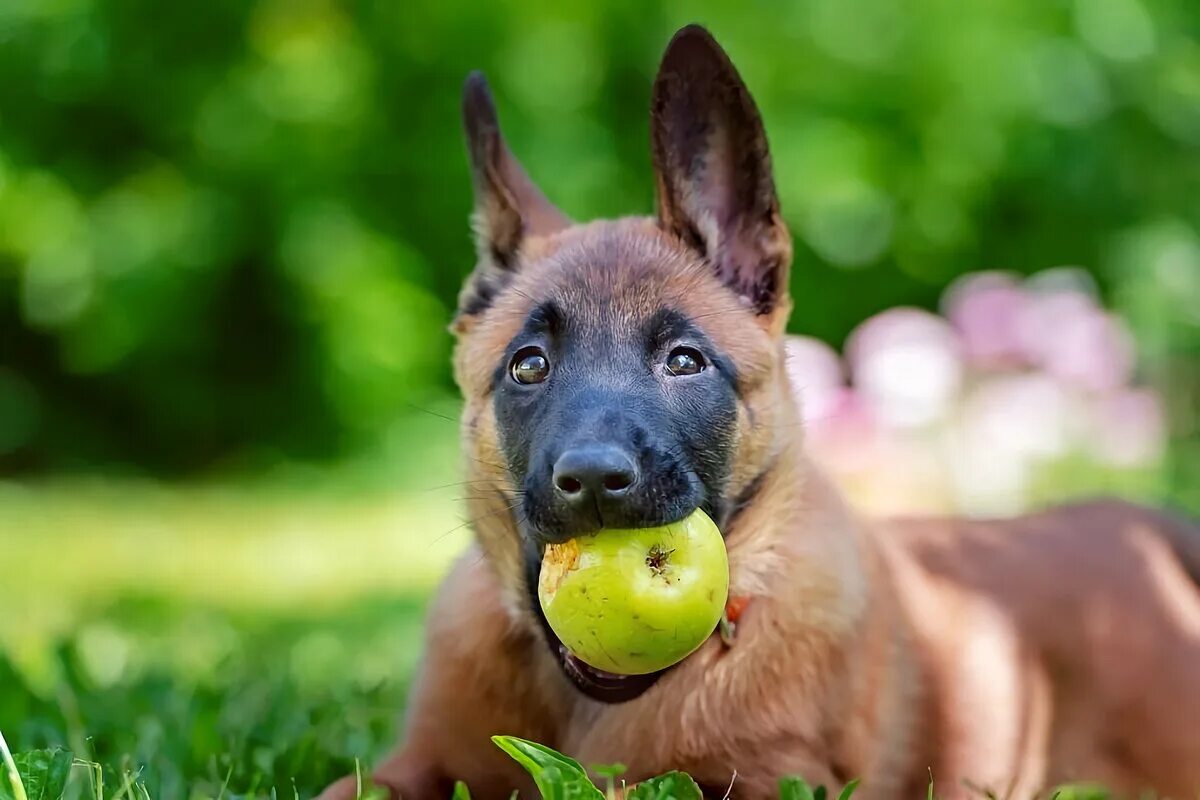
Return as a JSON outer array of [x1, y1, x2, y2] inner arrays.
[[320, 24, 1200, 800]]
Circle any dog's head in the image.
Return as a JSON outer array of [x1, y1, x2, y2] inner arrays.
[[451, 26, 795, 702]]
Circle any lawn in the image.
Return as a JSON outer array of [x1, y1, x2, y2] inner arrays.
[[0, 442, 471, 799]]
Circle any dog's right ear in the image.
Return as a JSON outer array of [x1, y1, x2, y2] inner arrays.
[[456, 72, 569, 328], [651, 26, 791, 322]]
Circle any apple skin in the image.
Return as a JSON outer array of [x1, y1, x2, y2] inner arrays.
[[538, 508, 729, 675]]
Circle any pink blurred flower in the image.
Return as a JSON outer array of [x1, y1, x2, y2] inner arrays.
[[942, 271, 1030, 368], [1017, 289, 1135, 392], [804, 386, 880, 469], [790, 267, 1162, 516], [785, 335, 845, 426], [1087, 388, 1165, 467], [846, 308, 964, 429]]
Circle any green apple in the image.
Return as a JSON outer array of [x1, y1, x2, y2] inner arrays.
[[538, 508, 729, 675]]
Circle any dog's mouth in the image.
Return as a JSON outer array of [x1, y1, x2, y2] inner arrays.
[[553, 638, 667, 703]]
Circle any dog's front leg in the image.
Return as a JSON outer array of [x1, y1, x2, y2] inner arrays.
[[317, 549, 555, 800]]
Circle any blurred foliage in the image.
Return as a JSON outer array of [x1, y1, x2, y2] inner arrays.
[[0, 0, 1197, 500]]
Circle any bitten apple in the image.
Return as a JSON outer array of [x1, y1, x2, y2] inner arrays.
[[538, 508, 729, 675]]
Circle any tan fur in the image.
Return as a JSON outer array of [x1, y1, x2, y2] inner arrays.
[[319, 217, 1200, 800], [880, 503, 1200, 797], [320, 27, 1200, 800]]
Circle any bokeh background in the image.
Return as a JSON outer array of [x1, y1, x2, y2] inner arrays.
[[1, 0, 1198, 797]]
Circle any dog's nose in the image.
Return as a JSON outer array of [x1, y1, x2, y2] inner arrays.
[[553, 445, 638, 502]]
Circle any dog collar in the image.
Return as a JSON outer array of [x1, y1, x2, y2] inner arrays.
[[718, 595, 751, 647]]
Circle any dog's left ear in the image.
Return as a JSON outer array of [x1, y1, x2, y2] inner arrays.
[[651, 25, 792, 319], [457, 72, 569, 327]]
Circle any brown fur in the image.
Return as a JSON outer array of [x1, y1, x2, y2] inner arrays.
[[320, 26, 1200, 800]]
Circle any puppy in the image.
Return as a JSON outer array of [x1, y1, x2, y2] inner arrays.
[[321, 24, 1200, 800]]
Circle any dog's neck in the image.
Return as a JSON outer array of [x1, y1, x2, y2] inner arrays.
[[722, 429, 811, 597], [464, 478, 531, 622]]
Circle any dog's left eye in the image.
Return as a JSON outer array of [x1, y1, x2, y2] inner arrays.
[[511, 347, 550, 385], [666, 346, 706, 376]]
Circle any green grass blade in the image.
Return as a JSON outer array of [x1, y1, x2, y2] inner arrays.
[[590, 763, 626, 800], [836, 779, 861, 800], [491, 736, 604, 800], [626, 771, 702, 800], [0, 744, 72, 800], [0, 733, 26, 800], [1050, 784, 1110, 800], [452, 781, 472, 800], [779, 777, 817, 800]]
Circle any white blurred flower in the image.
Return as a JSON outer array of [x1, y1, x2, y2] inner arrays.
[[842, 433, 951, 515], [1024, 265, 1101, 299], [846, 308, 964, 429], [944, 432, 1030, 516], [946, 373, 1084, 515], [966, 373, 1081, 461]]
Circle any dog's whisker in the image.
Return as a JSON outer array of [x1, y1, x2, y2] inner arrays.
[[420, 478, 518, 492], [465, 455, 511, 472], [403, 402, 459, 424], [431, 499, 523, 544], [452, 494, 524, 504]]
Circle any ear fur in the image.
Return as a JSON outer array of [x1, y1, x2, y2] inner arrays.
[[651, 25, 792, 316], [457, 72, 569, 325]]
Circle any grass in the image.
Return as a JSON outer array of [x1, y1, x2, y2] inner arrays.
[[2, 593, 425, 798], [0, 431, 470, 799]]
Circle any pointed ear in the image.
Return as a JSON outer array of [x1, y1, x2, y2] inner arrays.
[[651, 26, 792, 318], [457, 72, 569, 324]]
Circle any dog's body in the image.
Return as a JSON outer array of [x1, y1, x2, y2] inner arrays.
[[321, 26, 1200, 800], [883, 500, 1200, 797]]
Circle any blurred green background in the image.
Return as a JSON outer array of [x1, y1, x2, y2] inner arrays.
[[1, 0, 1199, 797], [3, 0, 1199, 480]]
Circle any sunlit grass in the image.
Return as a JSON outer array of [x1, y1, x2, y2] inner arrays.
[[0, 484, 467, 682], [1, 479, 467, 604], [0, 421, 469, 621], [0, 427, 482, 796]]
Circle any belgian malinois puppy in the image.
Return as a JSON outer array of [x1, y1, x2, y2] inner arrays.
[[321, 24, 1200, 800]]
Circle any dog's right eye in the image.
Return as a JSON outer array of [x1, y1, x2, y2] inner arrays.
[[510, 347, 550, 385]]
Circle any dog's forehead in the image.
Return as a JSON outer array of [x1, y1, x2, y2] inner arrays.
[[517, 219, 724, 331]]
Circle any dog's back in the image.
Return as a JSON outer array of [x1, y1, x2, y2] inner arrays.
[[876, 501, 1200, 797]]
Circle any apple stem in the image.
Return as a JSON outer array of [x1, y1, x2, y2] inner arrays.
[[645, 545, 674, 575]]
